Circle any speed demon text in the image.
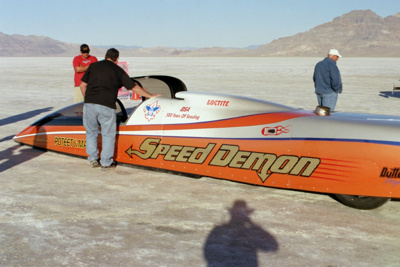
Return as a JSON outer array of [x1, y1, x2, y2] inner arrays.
[[127, 138, 320, 182]]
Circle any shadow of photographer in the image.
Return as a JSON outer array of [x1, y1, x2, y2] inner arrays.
[[204, 200, 279, 266]]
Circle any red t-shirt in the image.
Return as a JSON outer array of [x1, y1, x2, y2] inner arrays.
[[73, 55, 98, 86]]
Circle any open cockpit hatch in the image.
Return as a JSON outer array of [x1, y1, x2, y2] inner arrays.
[[131, 75, 187, 99], [28, 76, 188, 127]]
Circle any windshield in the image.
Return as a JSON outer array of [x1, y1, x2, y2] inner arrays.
[[32, 99, 128, 126]]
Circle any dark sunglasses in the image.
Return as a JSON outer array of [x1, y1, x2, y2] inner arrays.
[[81, 50, 90, 53]]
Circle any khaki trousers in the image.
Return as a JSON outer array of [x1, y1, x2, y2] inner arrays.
[[74, 86, 84, 103]]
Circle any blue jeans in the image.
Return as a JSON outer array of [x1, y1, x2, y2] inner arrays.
[[83, 103, 116, 167], [316, 92, 339, 111]]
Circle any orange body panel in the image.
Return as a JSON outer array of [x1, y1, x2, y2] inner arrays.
[[15, 123, 400, 198], [114, 135, 400, 198]]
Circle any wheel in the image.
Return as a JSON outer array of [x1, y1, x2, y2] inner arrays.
[[334, 194, 390, 210]]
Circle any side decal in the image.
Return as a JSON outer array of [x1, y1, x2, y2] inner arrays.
[[54, 136, 86, 149], [125, 138, 215, 164], [207, 99, 229, 107], [261, 125, 290, 136], [384, 178, 400, 187], [126, 139, 321, 182], [380, 167, 400, 179], [209, 144, 320, 182], [144, 101, 161, 121]]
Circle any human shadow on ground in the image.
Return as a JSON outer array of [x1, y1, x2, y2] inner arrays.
[[379, 91, 400, 99], [0, 107, 52, 172], [0, 144, 46, 173], [0, 107, 53, 126], [0, 135, 16, 142], [203, 200, 279, 267]]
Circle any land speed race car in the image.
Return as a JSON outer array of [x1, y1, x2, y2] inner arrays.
[[14, 75, 400, 210]]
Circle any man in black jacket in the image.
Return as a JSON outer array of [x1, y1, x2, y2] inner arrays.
[[80, 48, 160, 170]]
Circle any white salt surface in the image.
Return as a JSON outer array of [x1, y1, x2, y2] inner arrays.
[[0, 57, 400, 266], [2, 57, 400, 116]]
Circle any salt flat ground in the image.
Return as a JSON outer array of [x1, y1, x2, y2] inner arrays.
[[1, 57, 400, 266]]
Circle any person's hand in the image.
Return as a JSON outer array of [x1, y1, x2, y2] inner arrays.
[[149, 94, 161, 99]]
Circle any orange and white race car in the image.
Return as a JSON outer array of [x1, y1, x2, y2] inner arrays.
[[14, 76, 400, 209]]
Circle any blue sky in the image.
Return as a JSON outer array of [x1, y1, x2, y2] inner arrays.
[[1, 0, 398, 48]]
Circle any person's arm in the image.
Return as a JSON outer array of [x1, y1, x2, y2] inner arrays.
[[121, 71, 161, 99], [74, 56, 96, 73], [73, 57, 88, 73], [80, 81, 88, 97], [131, 83, 161, 99], [330, 64, 342, 93], [75, 65, 90, 73]]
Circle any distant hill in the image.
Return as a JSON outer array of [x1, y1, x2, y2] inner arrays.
[[1, 9, 399, 57], [251, 10, 400, 57], [0, 32, 105, 57]]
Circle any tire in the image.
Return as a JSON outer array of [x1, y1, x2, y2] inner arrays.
[[334, 194, 390, 210]]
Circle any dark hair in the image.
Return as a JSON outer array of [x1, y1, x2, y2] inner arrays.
[[80, 44, 89, 51], [105, 48, 119, 62]]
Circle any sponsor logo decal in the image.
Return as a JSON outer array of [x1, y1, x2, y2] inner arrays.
[[207, 99, 229, 107], [381, 167, 400, 187], [380, 167, 400, 179], [261, 125, 290, 136], [165, 106, 200, 120], [384, 179, 400, 187], [165, 112, 200, 120], [144, 101, 161, 121], [54, 136, 86, 149], [180, 107, 191, 112], [126, 138, 320, 182]]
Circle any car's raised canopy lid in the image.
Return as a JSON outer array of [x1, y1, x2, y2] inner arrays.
[[132, 75, 187, 99]]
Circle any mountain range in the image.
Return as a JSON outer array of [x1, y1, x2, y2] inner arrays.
[[1, 10, 400, 57]]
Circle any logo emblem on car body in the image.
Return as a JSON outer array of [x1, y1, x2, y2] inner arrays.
[[261, 125, 290, 136], [144, 101, 161, 121]]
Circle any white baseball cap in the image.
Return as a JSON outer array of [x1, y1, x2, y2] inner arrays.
[[329, 49, 342, 58]]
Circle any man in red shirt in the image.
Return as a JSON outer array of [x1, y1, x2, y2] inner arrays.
[[72, 44, 98, 103]]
